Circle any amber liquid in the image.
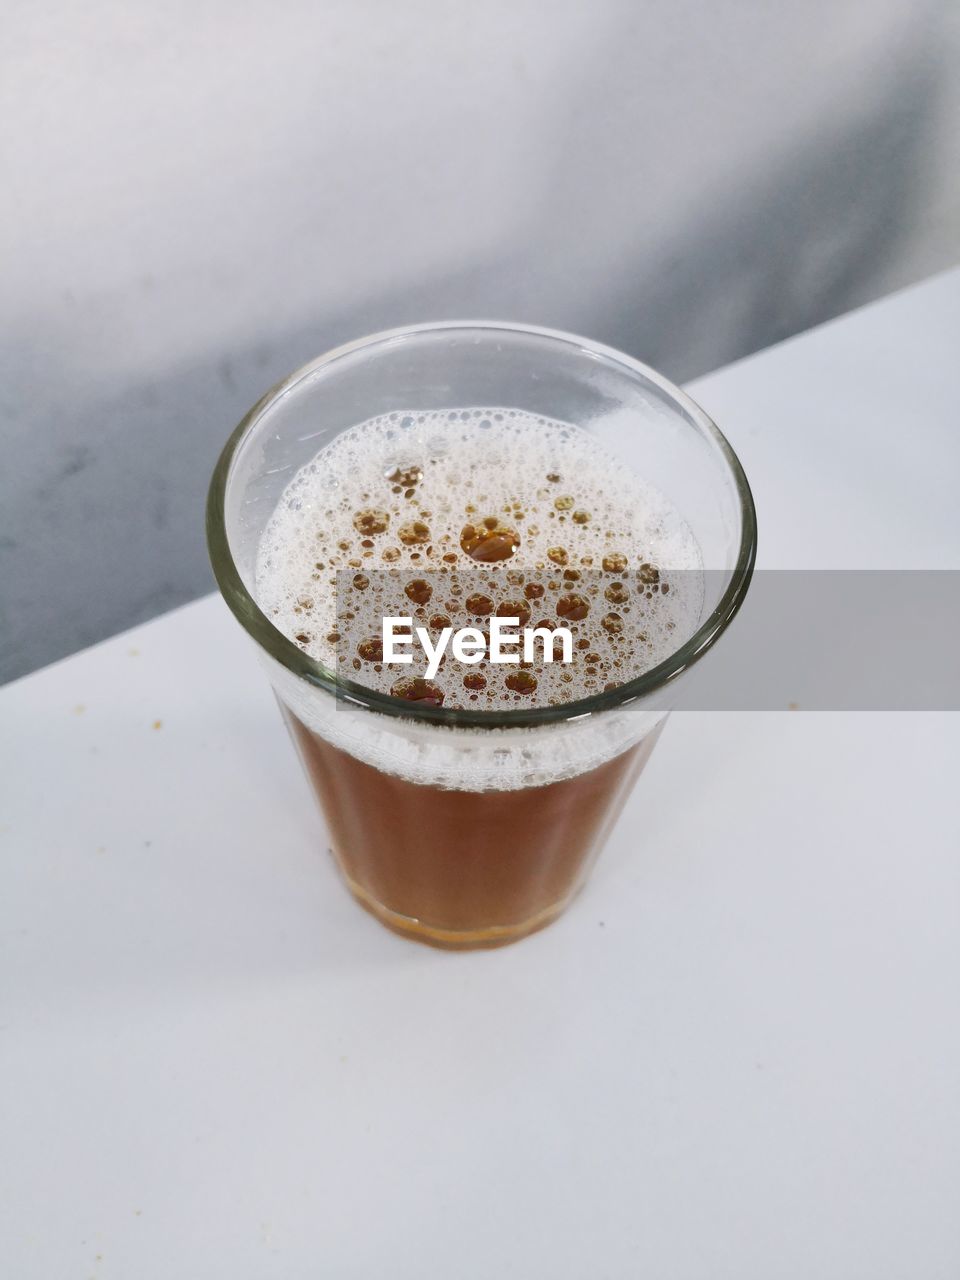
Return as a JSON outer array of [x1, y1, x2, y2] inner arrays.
[[284, 710, 663, 948]]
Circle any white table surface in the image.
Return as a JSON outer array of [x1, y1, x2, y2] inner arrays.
[[2, 270, 959, 1279]]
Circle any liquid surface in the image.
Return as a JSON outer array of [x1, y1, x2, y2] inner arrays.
[[256, 409, 703, 710]]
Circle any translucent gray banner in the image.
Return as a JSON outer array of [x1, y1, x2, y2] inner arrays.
[[323, 569, 960, 711], [672, 570, 960, 711]]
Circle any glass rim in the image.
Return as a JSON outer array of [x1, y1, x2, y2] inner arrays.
[[206, 320, 757, 729]]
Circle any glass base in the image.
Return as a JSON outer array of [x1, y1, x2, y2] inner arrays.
[[341, 872, 574, 950]]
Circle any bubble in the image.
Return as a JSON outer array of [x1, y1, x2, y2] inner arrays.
[[353, 509, 389, 536], [398, 521, 431, 546], [404, 579, 433, 605], [460, 519, 521, 563], [505, 670, 537, 695], [391, 676, 445, 705], [466, 593, 494, 617], [554, 495, 574, 511], [602, 552, 628, 573], [463, 672, 487, 691], [357, 637, 384, 662], [557, 593, 590, 621], [495, 598, 531, 627], [547, 546, 568, 565]]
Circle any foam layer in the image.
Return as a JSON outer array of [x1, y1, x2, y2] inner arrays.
[[254, 408, 704, 789]]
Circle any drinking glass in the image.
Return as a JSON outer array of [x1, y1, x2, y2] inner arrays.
[[207, 323, 756, 948]]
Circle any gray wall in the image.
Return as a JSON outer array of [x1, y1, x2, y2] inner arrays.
[[2, 0, 958, 683]]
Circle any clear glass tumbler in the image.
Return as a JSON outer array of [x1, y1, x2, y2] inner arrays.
[[207, 323, 756, 948]]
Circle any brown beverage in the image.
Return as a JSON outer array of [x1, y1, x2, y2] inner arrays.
[[255, 407, 702, 947], [284, 710, 663, 947]]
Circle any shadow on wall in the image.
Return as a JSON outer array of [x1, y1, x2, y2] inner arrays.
[[0, 26, 948, 684], [565, 20, 946, 378]]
